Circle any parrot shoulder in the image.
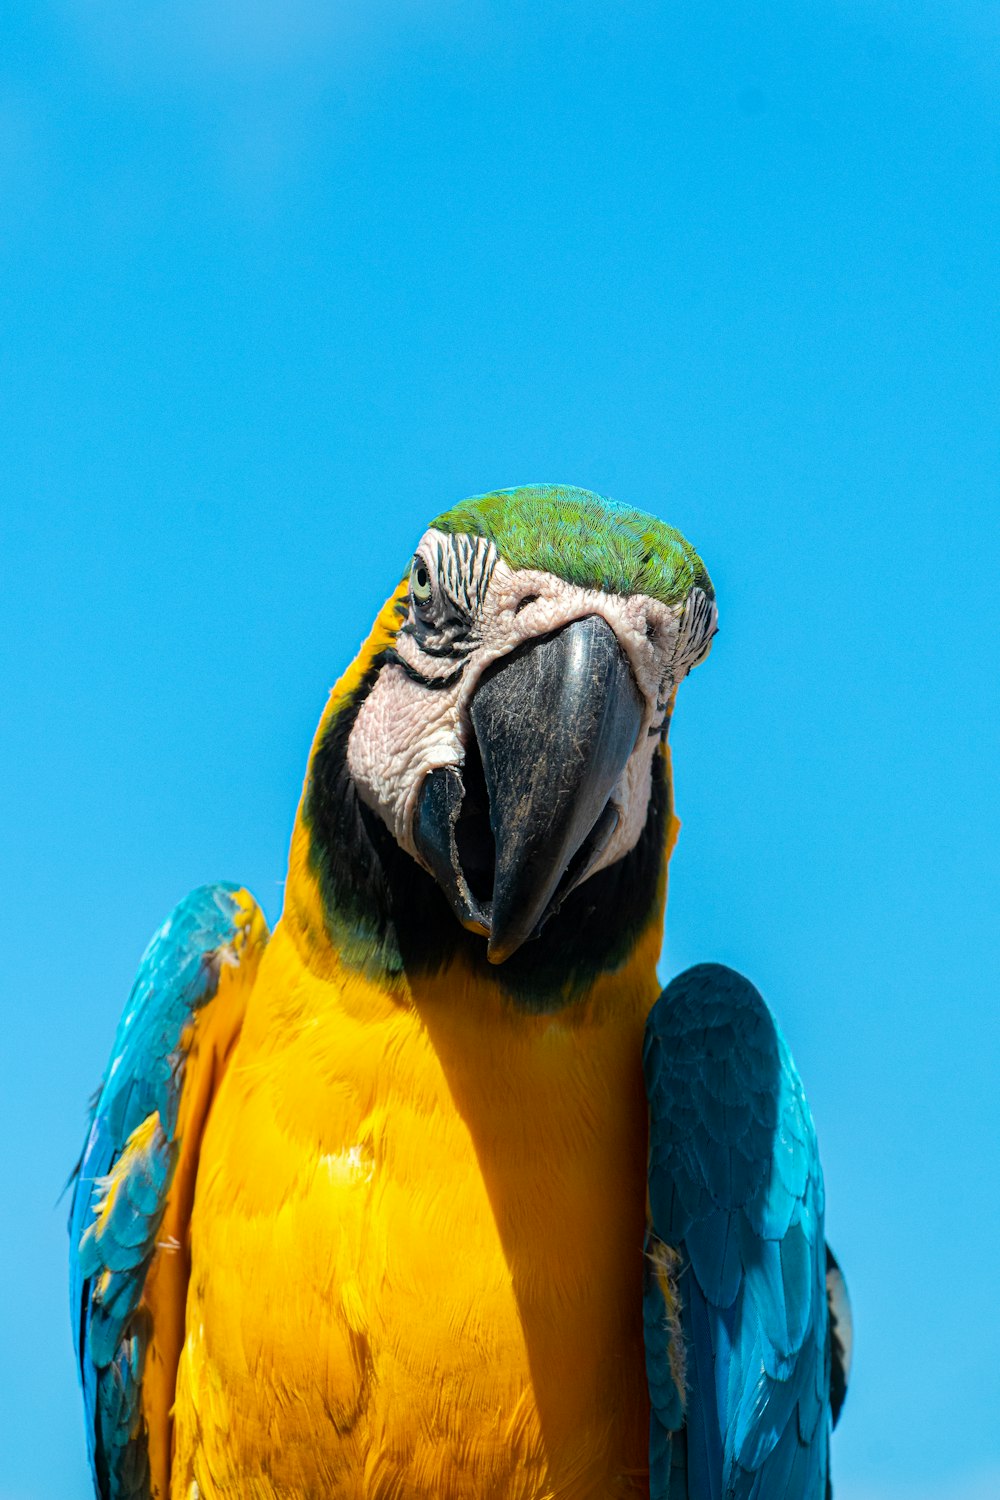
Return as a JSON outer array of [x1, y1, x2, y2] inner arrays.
[[69, 881, 269, 1500]]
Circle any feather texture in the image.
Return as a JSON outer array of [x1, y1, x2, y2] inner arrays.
[[643, 964, 832, 1500], [69, 883, 268, 1500], [434, 485, 713, 608], [68, 489, 848, 1499]]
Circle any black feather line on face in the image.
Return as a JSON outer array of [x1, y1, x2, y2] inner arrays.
[[303, 658, 670, 1008], [397, 625, 477, 660], [382, 648, 467, 690]]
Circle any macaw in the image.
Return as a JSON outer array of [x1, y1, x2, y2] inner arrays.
[[70, 484, 851, 1500]]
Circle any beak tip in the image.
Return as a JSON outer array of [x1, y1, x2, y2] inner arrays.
[[486, 919, 529, 964]]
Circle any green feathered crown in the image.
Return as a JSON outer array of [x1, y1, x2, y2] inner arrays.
[[433, 484, 712, 607]]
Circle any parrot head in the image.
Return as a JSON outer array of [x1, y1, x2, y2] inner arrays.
[[293, 484, 716, 1003]]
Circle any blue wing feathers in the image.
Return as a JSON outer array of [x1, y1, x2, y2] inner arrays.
[[684, 1210, 742, 1308], [95, 1322, 151, 1500], [69, 882, 267, 1500], [643, 963, 836, 1499], [645, 1245, 682, 1500], [683, 1275, 724, 1500]]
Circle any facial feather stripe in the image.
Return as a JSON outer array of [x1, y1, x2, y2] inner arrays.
[[673, 582, 717, 683], [394, 533, 500, 684], [348, 524, 718, 885], [433, 532, 499, 619], [395, 529, 714, 691]]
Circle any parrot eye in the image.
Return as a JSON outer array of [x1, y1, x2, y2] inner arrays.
[[411, 559, 433, 606]]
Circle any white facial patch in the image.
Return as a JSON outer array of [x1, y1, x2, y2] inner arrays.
[[347, 528, 717, 879]]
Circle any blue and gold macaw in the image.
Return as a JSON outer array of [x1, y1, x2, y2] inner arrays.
[[70, 485, 851, 1499]]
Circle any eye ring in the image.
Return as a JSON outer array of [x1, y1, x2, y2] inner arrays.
[[410, 557, 433, 605]]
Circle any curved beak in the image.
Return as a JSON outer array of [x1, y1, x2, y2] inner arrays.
[[413, 614, 643, 963]]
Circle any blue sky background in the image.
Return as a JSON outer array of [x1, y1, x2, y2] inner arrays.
[[1, 3, 998, 1495]]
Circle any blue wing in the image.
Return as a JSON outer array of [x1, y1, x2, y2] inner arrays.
[[643, 964, 835, 1500], [69, 882, 269, 1500]]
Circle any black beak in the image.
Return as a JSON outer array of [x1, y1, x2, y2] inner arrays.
[[413, 615, 643, 962]]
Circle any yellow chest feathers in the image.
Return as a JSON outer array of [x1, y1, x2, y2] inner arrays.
[[172, 926, 656, 1500]]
